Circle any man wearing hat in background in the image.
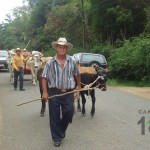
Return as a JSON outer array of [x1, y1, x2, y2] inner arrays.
[[42, 37, 81, 147], [12, 48, 30, 91]]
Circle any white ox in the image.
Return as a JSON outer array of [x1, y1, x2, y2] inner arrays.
[[6, 49, 16, 84], [25, 51, 42, 85], [7, 50, 42, 85]]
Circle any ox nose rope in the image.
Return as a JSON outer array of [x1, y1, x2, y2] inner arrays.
[[82, 76, 101, 99]]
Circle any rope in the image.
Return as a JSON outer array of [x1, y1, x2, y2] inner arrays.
[[83, 76, 101, 89], [16, 85, 99, 106]]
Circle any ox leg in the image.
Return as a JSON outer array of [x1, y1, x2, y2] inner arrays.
[[77, 99, 81, 112], [39, 78, 46, 117], [74, 91, 81, 112], [81, 92, 86, 116], [40, 100, 46, 117], [10, 72, 14, 84], [8, 66, 14, 84], [90, 90, 96, 116], [30, 66, 36, 85], [34, 67, 38, 84], [10, 71, 13, 84]]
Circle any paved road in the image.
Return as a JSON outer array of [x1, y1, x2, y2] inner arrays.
[[0, 71, 150, 150]]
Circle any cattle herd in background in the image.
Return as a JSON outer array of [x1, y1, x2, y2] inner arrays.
[[6, 49, 108, 117], [6, 49, 51, 85]]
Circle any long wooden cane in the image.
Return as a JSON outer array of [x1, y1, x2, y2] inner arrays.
[[16, 86, 99, 106]]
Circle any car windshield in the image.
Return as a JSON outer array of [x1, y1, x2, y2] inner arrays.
[[0, 51, 8, 57], [81, 54, 106, 64]]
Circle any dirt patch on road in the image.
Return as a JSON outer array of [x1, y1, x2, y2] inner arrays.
[[110, 86, 150, 100]]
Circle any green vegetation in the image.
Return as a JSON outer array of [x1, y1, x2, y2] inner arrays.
[[109, 35, 150, 83], [0, 0, 149, 85], [108, 79, 150, 87]]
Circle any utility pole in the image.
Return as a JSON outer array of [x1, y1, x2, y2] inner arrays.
[[81, 0, 85, 51]]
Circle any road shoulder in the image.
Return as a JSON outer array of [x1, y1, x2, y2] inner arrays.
[[110, 86, 150, 100]]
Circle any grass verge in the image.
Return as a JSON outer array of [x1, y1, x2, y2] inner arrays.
[[107, 79, 150, 87]]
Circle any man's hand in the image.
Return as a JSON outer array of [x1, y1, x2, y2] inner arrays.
[[42, 78, 48, 100], [42, 92, 49, 101], [15, 68, 19, 72], [76, 85, 81, 90]]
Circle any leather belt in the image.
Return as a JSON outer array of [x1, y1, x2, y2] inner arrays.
[[50, 88, 73, 93]]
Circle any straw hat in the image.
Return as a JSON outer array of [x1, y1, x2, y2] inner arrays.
[[51, 37, 73, 50], [14, 48, 22, 52]]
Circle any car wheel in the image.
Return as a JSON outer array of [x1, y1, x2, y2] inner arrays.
[[90, 62, 100, 67]]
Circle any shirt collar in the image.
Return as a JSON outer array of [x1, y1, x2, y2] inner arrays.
[[53, 54, 70, 62]]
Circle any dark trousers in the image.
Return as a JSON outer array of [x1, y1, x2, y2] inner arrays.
[[48, 89, 74, 142], [14, 67, 24, 89]]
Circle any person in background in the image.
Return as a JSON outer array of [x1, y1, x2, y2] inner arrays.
[[12, 48, 30, 91], [42, 37, 81, 147]]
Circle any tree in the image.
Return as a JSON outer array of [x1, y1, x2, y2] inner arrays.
[[88, 0, 149, 45], [0, 5, 31, 49]]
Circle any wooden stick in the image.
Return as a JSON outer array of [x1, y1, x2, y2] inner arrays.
[[16, 86, 99, 106]]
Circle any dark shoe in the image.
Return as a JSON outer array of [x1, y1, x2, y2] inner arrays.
[[20, 88, 25, 91], [54, 141, 61, 147]]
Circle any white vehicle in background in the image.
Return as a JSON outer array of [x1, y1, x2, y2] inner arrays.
[[0, 50, 8, 70]]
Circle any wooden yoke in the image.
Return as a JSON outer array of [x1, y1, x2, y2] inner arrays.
[[77, 64, 97, 75]]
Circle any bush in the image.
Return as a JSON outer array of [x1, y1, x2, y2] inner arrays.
[[109, 35, 150, 82], [90, 45, 113, 59]]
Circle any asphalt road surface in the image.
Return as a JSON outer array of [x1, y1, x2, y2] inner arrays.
[[0, 71, 150, 150]]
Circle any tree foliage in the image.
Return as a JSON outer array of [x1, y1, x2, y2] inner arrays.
[[88, 0, 149, 44], [109, 35, 150, 81], [0, 0, 150, 82]]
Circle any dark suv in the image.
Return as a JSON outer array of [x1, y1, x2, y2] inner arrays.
[[72, 53, 107, 69], [0, 50, 8, 70], [73, 53, 108, 91]]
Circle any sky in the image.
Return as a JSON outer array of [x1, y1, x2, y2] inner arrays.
[[0, 0, 25, 23]]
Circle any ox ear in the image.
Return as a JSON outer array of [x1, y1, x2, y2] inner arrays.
[[92, 65, 107, 76], [6, 50, 11, 56], [40, 52, 43, 57]]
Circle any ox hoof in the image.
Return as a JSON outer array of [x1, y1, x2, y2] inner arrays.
[[77, 108, 81, 112], [91, 113, 95, 117], [82, 113, 86, 116], [40, 113, 44, 117], [40, 108, 45, 117]]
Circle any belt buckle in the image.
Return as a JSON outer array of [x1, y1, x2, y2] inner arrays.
[[61, 89, 66, 92]]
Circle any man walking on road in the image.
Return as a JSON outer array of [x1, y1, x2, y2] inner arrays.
[[12, 48, 30, 91], [42, 37, 81, 147]]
